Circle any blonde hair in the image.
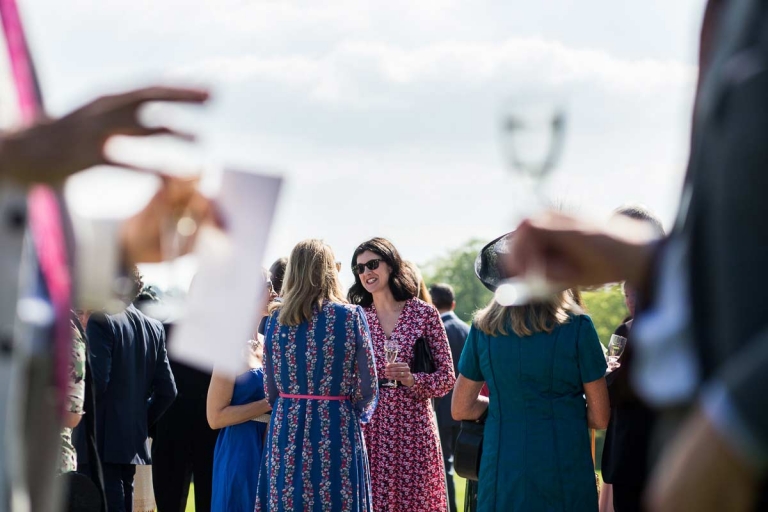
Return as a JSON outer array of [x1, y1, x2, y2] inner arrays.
[[474, 290, 583, 337], [271, 239, 347, 326], [403, 261, 432, 304]]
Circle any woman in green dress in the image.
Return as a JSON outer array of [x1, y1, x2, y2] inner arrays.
[[453, 290, 609, 512]]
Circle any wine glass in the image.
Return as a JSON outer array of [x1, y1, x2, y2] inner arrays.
[[382, 339, 399, 388], [494, 94, 567, 307], [606, 334, 627, 371]]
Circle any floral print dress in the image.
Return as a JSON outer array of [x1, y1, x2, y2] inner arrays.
[[363, 298, 456, 512], [256, 301, 378, 512]]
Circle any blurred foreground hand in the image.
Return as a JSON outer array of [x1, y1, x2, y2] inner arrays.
[[506, 212, 659, 290], [1, 85, 209, 186], [646, 409, 758, 512], [119, 175, 221, 266]]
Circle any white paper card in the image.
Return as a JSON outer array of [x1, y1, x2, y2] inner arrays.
[[169, 169, 282, 375]]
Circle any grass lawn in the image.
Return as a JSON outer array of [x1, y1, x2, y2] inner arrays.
[[184, 473, 470, 512]]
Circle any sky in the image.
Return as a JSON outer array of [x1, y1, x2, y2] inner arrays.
[[21, 0, 707, 288]]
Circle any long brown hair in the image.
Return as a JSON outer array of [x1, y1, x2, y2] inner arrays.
[[474, 290, 583, 337], [272, 239, 347, 326], [347, 237, 418, 307]]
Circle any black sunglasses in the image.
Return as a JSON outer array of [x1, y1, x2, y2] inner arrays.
[[353, 259, 382, 275]]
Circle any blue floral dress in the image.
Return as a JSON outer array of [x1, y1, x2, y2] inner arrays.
[[255, 301, 378, 512]]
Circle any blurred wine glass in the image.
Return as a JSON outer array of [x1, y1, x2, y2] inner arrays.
[[494, 93, 567, 306]]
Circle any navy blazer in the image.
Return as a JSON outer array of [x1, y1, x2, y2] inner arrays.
[[86, 304, 177, 465], [435, 311, 469, 433]]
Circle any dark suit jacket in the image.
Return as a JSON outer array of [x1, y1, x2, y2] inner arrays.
[[86, 304, 176, 465], [601, 322, 656, 487], [435, 311, 469, 434], [637, 1, 768, 501]]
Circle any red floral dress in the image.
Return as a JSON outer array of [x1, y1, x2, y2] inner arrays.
[[362, 298, 456, 512]]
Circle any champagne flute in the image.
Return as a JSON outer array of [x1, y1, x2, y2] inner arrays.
[[383, 339, 399, 388], [606, 334, 627, 371], [494, 94, 567, 306]]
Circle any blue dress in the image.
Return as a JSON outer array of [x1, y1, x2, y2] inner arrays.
[[458, 314, 607, 512], [211, 368, 268, 512], [255, 301, 378, 512]]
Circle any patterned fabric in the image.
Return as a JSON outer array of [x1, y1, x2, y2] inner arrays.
[[256, 301, 378, 512], [59, 320, 86, 473], [362, 298, 456, 512]]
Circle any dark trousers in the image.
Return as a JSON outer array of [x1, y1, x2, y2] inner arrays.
[[439, 426, 458, 512], [152, 401, 218, 512], [102, 463, 136, 512]]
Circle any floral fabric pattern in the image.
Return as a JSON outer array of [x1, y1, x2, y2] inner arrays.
[[362, 298, 456, 512], [59, 320, 86, 473], [256, 301, 378, 512]]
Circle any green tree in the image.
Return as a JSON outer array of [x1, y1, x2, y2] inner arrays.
[[422, 239, 493, 323], [581, 284, 628, 347]]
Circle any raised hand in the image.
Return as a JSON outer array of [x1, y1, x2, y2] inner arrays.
[[1, 86, 209, 185]]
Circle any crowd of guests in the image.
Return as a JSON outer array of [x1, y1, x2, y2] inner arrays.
[[63, 230, 639, 512], [4, 1, 768, 511]]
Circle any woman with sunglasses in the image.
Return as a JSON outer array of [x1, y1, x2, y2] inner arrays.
[[349, 237, 456, 512]]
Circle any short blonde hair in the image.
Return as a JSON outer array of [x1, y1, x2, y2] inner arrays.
[[474, 290, 583, 337], [272, 239, 347, 326]]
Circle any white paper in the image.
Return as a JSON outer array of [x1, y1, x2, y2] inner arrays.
[[169, 169, 282, 375]]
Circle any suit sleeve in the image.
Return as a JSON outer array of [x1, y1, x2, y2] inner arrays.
[[407, 305, 456, 400], [148, 326, 177, 427], [85, 312, 114, 397], [694, 65, 768, 473]]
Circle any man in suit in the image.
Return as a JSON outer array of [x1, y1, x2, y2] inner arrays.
[[86, 269, 177, 512], [509, 1, 768, 509], [151, 322, 219, 512], [429, 283, 469, 512]]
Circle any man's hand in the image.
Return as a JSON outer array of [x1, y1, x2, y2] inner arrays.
[[506, 212, 657, 290], [646, 409, 758, 512], [1, 86, 209, 186]]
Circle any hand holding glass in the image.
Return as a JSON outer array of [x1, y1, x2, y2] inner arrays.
[[606, 334, 627, 371], [383, 339, 399, 388]]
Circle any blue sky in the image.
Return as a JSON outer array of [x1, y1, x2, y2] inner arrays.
[[24, 0, 706, 286]]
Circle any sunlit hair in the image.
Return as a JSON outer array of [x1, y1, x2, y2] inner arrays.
[[474, 289, 583, 337], [271, 239, 347, 326], [348, 237, 418, 307], [404, 261, 432, 304]]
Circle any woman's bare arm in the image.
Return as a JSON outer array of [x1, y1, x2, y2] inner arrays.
[[452, 374, 489, 421]]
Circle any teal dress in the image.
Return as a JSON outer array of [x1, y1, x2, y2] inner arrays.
[[458, 314, 606, 512]]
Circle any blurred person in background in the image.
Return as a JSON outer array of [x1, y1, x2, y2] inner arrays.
[[453, 233, 609, 512], [256, 240, 378, 511], [268, 258, 288, 297], [599, 205, 665, 512], [429, 283, 469, 512], [349, 237, 455, 512], [404, 260, 432, 304]]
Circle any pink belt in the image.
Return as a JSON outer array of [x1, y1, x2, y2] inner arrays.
[[279, 393, 349, 401]]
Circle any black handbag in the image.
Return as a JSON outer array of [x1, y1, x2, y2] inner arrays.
[[454, 409, 487, 481], [411, 337, 436, 374]]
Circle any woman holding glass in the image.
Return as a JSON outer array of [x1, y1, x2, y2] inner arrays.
[[452, 234, 609, 512], [256, 239, 378, 511], [349, 237, 456, 512]]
